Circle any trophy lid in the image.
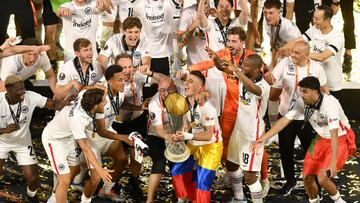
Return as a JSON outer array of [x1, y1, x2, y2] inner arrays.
[[164, 93, 190, 116]]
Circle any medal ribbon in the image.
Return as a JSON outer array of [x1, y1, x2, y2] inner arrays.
[[85, 110, 97, 134], [5, 94, 22, 124], [215, 18, 231, 46], [270, 18, 282, 51], [73, 57, 93, 86], [107, 84, 120, 115]]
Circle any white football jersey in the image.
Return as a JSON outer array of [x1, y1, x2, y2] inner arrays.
[[303, 26, 344, 91], [95, 82, 126, 129], [133, 0, 180, 57], [148, 92, 172, 136], [56, 58, 102, 86], [118, 71, 151, 122], [0, 53, 51, 80], [61, 1, 100, 61], [185, 100, 222, 146], [99, 33, 150, 67], [178, 4, 209, 66], [232, 77, 270, 141], [0, 91, 47, 146], [201, 17, 240, 52], [273, 57, 327, 118], [265, 16, 301, 50], [43, 98, 93, 140], [286, 94, 350, 139]]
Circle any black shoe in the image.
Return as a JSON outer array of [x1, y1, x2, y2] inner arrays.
[[342, 54, 352, 76], [27, 194, 39, 203], [277, 181, 296, 196], [129, 176, 143, 201]]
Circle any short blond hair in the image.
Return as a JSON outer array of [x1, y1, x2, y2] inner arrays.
[[5, 75, 22, 87]]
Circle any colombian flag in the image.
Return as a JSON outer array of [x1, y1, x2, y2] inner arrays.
[[171, 142, 223, 202]]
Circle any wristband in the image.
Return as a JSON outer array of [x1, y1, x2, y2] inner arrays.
[[183, 132, 194, 140]]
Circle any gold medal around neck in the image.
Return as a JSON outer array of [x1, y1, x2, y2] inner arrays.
[[92, 132, 96, 138], [191, 122, 196, 128], [115, 115, 121, 122], [241, 99, 249, 105]]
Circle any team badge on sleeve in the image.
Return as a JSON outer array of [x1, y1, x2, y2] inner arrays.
[[134, 51, 141, 59], [22, 106, 29, 114], [58, 164, 65, 171], [150, 112, 156, 120], [59, 72, 66, 80], [91, 73, 97, 81]]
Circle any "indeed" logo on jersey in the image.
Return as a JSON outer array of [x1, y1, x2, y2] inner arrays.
[[145, 13, 164, 21], [73, 19, 92, 28]]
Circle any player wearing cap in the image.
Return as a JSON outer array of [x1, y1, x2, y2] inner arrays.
[[0, 75, 75, 202], [253, 76, 356, 203], [54, 38, 103, 100], [0, 38, 56, 92], [172, 70, 223, 203], [97, 16, 151, 69], [42, 88, 113, 203]]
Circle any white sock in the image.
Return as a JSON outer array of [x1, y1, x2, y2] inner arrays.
[[309, 196, 320, 203], [227, 168, 244, 200], [330, 191, 346, 203], [268, 100, 280, 126], [46, 192, 56, 203], [27, 186, 37, 197], [73, 163, 87, 184], [81, 193, 92, 203], [248, 181, 263, 203], [102, 182, 116, 193], [53, 173, 58, 189]]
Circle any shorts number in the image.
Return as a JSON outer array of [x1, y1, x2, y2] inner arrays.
[[242, 153, 249, 164], [28, 146, 35, 157]]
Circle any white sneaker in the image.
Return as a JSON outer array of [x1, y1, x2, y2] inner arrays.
[[227, 196, 248, 203], [260, 178, 270, 198], [46, 193, 56, 203], [47, 193, 68, 203], [98, 188, 125, 202]]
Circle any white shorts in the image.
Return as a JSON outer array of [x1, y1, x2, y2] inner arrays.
[[0, 143, 37, 165], [86, 133, 114, 169], [227, 134, 264, 172], [42, 134, 80, 175]]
